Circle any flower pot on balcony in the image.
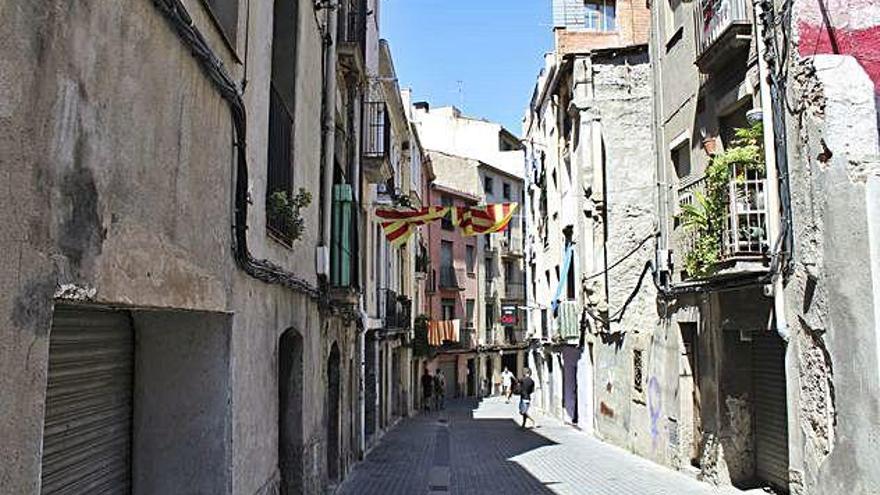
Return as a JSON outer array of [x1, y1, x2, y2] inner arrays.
[[702, 137, 718, 155]]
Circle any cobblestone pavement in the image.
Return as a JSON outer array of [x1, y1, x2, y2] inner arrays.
[[337, 397, 745, 495]]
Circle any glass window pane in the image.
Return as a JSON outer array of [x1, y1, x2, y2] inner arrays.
[[604, 0, 617, 31]]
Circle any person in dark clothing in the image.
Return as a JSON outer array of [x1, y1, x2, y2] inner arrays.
[[518, 368, 536, 429], [421, 368, 434, 411]]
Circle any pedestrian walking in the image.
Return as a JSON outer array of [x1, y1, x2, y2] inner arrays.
[[421, 368, 433, 412], [501, 367, 514, 403], [518, 368, 536, 429]]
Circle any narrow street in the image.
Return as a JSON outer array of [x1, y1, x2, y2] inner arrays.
[[339, 398, 742, 495]]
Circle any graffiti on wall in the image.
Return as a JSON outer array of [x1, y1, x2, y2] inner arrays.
[[796, 0, 880, 91], [648, 376, 662, 450]]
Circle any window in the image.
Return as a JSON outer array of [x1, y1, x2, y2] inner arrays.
[[584, 0, 616, 32], [466, 245, 476, 274], [486, 258, 495, 279], [205, 0, 240, 46], [671, 142, 692, 179], [541, 309, 548, 339], [465, 299, 475, 328], [504, 261, 513, 288], [665, 0, 684, 43], [502, 182, 511, 201], [441, 241, 453, 269], [441, 299, 456, 320], [484, 176, 494, 196], [441, 196, 454, 231], [633, 349, 644, 393], [266, 0, 296, 241], [485, 303, 495, 328]]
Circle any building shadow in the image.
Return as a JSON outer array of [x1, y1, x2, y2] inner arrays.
[[338, 397, 560, 494]]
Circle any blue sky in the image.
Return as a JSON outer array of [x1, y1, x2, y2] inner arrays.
[[380, 0, 553, 136]]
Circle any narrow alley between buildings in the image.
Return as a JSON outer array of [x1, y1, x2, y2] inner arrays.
[[339, 398, 744, 495]]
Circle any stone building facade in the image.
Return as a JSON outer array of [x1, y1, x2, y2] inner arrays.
[[0, 0, 417, 493], [412, 105, 528, 398], [523, 0, 655, 434]]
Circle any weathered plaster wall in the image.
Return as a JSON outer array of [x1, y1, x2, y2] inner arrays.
[[0, 2, 360, 494], [582, 49, 663, 463], [783, 54, 880, 494]]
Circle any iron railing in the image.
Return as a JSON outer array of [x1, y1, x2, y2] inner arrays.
[[676, 167, 768, 266], [722, 163, 768, 258], [677, 175, 708, 256], [379, 289, 411, 329], [439, 266, 461, 289], [337, 0, 366, 45], [363, 102, 390, 160], [694, 0, 751, 58], [504, 282, 526, 301]]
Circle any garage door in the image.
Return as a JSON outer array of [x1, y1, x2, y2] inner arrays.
[[753, 330, 789, 493], [40, 306, 134, 494]]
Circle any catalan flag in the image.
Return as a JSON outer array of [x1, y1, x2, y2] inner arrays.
[[375, 206, 451, 247], [457, 203, 518, 236]]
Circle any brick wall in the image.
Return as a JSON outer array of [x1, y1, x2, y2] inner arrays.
[[555, 0, 651, 55]]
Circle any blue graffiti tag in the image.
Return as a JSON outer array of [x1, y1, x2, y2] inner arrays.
[[648, 376, 662, 448]]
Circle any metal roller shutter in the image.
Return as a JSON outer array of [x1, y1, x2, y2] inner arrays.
[[752, 330, 789, 493], [40, 306, 134, 494]]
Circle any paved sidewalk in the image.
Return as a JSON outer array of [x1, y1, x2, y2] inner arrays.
[[337, 397, 743, 495]]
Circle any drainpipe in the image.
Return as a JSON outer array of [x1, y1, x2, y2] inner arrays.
[[320, 1, 339, 271], [753, 0, 789, 342]]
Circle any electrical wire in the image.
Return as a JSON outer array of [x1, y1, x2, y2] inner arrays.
[[153, 0, 357, 320]]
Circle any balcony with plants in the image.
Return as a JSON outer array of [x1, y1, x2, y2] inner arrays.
[[676, 123, 769, 280]]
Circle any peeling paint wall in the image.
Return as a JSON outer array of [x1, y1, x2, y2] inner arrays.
[[782, 52, 880, 494]]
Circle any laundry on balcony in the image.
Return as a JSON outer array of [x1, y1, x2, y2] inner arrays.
[[427, 319, 460, 347]]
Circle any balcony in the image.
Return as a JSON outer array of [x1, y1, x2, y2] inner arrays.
[[499, 231, 524, 258], [336, 0, 366, 77], [363, 101, 393, 183], [503, 282, 526, 301], [460, 326, 477, 349], [676, 163, 769, 279], [439, 266, 465, 291], [694, 0, 752, 73], [379, 289, 411, 330]]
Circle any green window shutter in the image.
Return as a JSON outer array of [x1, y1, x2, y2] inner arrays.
[[331, 184, 353, 287]]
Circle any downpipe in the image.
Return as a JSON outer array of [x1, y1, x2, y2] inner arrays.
[[320, 0, 339, 271], [754, 0, 790, 343]]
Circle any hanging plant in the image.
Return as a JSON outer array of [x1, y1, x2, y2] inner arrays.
[[678, 122, 765, 278], [267, 188, 312, 242]]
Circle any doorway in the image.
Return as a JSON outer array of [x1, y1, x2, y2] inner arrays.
[[327, 343, 341, 482], [679, 322, 701, 467], [279, 329, 304, 494]]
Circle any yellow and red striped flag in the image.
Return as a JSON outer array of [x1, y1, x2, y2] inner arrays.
[[457, 203, 518, 236], [375, 206, 451, 247]]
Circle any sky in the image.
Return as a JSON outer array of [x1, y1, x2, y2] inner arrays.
[[380, 0, 553, 136]]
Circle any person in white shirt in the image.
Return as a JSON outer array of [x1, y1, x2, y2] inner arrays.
[[501, 367, 514, 403]]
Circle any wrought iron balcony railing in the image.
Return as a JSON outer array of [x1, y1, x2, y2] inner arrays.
[[379, 288, 411, 330], [362, 101, 392, 183], [694, 0, 752, 71], [439, 266, 464, 290], [675, 165, 769, 277]]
